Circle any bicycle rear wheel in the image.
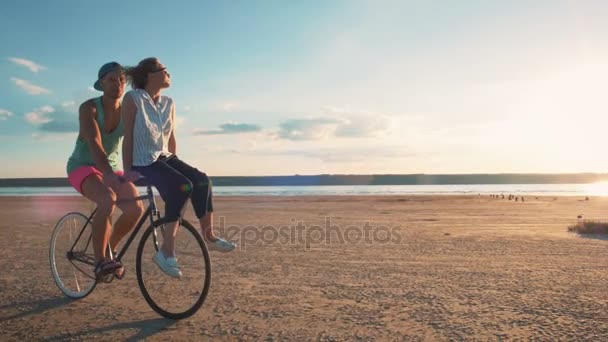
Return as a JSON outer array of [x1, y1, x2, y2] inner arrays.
[[136, 219, 211, 319], [49, 212, 97, 299]]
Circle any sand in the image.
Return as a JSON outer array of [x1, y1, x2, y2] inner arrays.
[[0, 194, 607, 341]]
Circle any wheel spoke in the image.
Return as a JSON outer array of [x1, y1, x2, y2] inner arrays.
[[68, 219, 82, 292], [50, 212, 97, 299]]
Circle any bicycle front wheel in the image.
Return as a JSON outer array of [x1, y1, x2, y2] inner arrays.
[[49, 212, 97, 299], [136, 219, 211, 319]]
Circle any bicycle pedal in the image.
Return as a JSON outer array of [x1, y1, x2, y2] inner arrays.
[[100, 273, 114, 283]]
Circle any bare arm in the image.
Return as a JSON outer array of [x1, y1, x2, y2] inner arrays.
[[121, 93, 136, 172], [79, 101, 113, 175], [168, 101, 177, 155]]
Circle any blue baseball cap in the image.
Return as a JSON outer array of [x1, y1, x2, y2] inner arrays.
[[93, 62, 122, 91]]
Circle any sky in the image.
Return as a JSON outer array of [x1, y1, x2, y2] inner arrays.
[[2, 0, 608, 178]]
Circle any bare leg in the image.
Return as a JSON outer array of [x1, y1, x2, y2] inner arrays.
[[81, 175, 116, 262], [199, 212, 216, 241], [198, 211, 236, 252], [110, 181, 144, 251], [161, 220, 180, 257]]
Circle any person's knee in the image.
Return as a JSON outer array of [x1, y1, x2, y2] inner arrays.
[[164, 213, 181, 223], [192, 173, 211, 191], [164, 202, 185, 222], [126, 201, 145, 218], [179, 179, 194, 195], [164, 185, 191, 221], [135, 201, 145, 217], [97, 189, 117, 213]]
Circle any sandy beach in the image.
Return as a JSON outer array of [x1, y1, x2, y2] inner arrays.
[[1, 194, 607, 341]]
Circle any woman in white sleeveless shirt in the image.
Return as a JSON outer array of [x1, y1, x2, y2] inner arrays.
[[122, 58, 236, 278]]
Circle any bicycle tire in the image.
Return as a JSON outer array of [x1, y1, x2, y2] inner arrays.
[[49, 212, 97, 299], [136, 219, 211, 319]]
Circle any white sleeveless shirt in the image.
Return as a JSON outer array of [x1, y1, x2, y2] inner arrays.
[[128, 89, 174, 166]]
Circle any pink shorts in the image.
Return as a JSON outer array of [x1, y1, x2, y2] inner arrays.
[[68, 166, 124, 194]]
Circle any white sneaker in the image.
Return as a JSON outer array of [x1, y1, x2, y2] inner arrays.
[[153, 250, 182, 279], [207, 237, 237, 252]]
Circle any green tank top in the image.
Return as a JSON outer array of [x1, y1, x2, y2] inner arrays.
[[66, 97, 124, 174]]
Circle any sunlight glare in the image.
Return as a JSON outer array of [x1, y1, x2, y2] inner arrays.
[[584, 181, 608, 196]]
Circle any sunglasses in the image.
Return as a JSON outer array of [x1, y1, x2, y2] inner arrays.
[[150, 67, 167, 74]]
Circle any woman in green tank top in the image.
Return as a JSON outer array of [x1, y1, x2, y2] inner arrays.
[[66, 62, 144, 280]]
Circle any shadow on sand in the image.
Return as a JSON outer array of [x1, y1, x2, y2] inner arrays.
[[41, 318, 176, 342], [573, 233, 608, 241], [1, 296, 177, 341], [0, 297, 72, 321]]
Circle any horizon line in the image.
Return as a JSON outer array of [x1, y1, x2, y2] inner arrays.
[[2, 172, 608, 181]]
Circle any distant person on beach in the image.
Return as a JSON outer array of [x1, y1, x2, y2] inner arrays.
[[121, 57, 236, 279], [66, 62, 144, 280]]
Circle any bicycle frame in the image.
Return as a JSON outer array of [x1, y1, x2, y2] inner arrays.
[[54, 183, 212, 318], [68, 185, 164, 267]]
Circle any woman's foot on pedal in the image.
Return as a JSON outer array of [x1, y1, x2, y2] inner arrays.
[[206, 237, 237, 252], [153, 250, 182, 279]]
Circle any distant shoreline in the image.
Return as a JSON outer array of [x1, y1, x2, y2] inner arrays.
[[1, 173, 608, 187]]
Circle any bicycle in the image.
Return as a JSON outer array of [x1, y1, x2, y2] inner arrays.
[[49, 183, 211, 319]]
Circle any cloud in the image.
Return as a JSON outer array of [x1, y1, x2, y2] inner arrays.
[[24, 105, 79, 133], [300, 147, 417, 163], [322, 106, 390, 137], [10, 77, 51, 95], [209, 102, 239, 112], [334, 117, 388, 137], [61, 101, 78, 113], [194, 122, 262, 135], [229, 145, 420, 163], [25, 105, 54, 124], [8, 57, 47, 72], [274, 108, 390, 141], [218, 102, 238, 111], [39, 119, 79, 133], [0, 108, 13, 121], [276, 118, 341, 141], [61, 101, 76, 108]]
